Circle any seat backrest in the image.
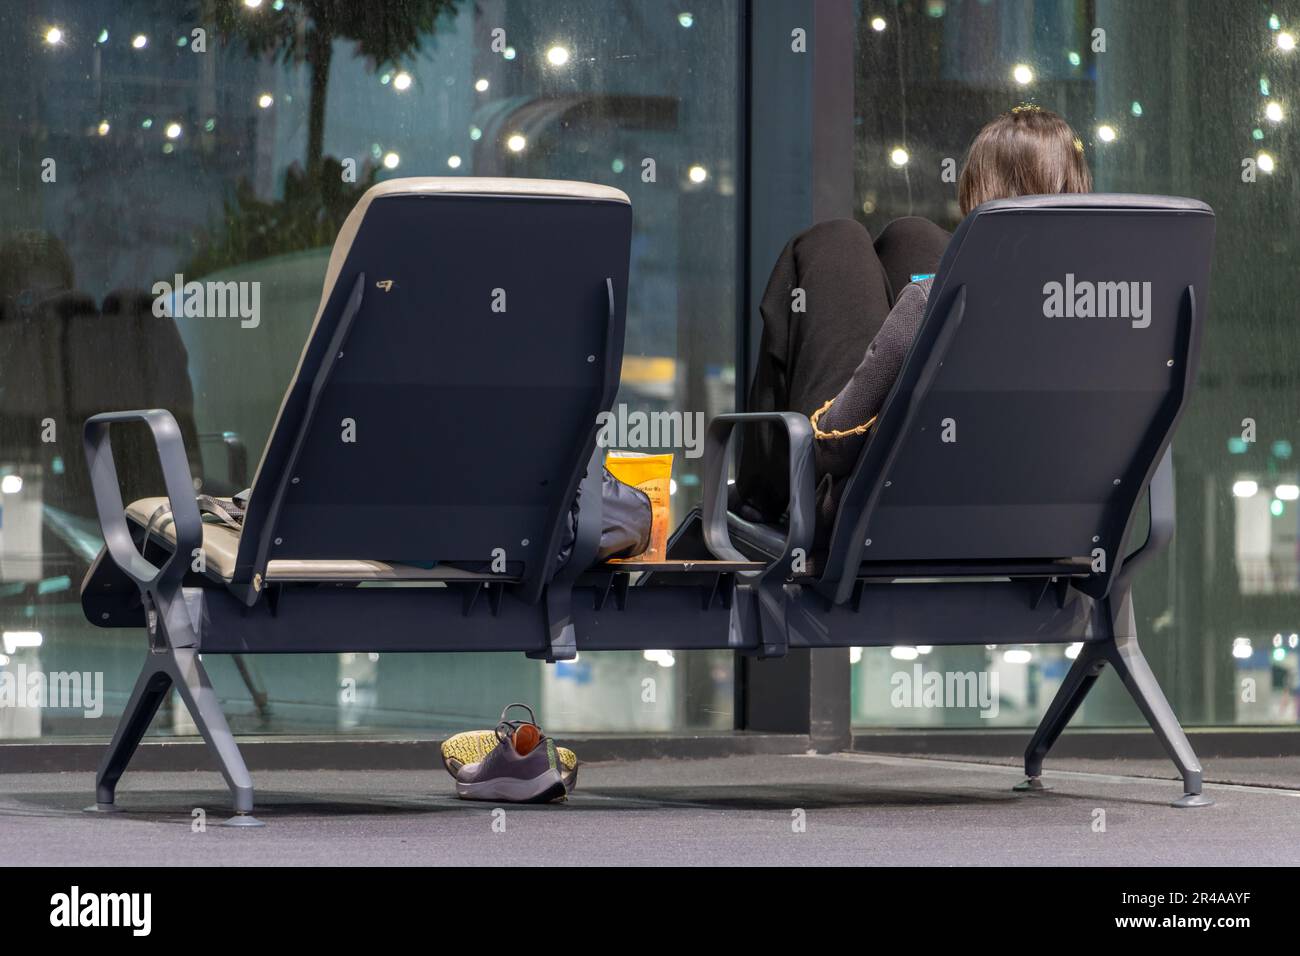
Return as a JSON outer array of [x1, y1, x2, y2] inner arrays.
[[233, 178, 632, 601], [821, 194, 1214, 600]]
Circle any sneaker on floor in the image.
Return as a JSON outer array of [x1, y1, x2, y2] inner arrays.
[[441, 722, 579, 793], [443, 704, 577, 802]]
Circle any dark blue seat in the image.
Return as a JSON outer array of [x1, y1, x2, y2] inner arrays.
[[700, 193, 1215, 805]]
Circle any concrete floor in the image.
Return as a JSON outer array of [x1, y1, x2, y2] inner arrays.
[[3, 752, 1299, 866]]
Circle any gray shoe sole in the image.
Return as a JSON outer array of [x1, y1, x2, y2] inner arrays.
[[455, 768, 568, 804]]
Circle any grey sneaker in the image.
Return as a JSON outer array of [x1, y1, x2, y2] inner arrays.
[[452, 704, 569, 803]]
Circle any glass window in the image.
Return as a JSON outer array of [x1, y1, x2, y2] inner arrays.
[[0, 1, 740, 739], [850, 0, 1300, 728]]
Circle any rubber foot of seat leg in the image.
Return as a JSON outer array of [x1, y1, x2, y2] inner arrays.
[[83, 802, 124, 814], [1171, 792, 1214, 808], [1013, 776, 1051, 793], [221, 813, 266, 828]]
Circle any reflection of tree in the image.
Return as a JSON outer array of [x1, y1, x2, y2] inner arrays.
[[184, 157, 377, 276], [208, 0, 462, 173]]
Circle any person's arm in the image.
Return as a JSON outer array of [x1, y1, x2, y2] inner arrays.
[[811, 278, 933, 478]]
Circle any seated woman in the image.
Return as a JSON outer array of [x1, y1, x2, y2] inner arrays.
[[733, 105, 1093, 545]]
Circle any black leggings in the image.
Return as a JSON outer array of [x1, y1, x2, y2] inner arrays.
[[734, 216, 951, 525]]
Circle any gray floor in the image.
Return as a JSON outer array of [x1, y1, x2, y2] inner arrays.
[[2, 753, 1298, 866]]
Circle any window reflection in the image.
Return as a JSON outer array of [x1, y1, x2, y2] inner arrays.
[[0, 1, 739, 739], [850, 0, 1300, 728]]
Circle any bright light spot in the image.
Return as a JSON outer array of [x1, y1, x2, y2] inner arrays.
[[679, 12, 695, 28], [1276, 483, 1299, 500], [382, 151, 400, 169], [1269, 14, 1281, 30], [669, 478, 679, 495], [273, 0, 285, 9], [1274, 647, 1287, 662], [1290, 634, 1299, 649], [889, 147, 909, 167], [643, 649, 675, 668], [1271, 498, 1285, 517], [916, 646, 933, 655], [506, 133, 527, 153], [380, 72, 391, 85], [177, 36, 188, 47], [204, 118, 215, 131], [97, 120, 111, 136], [547, 45, 570, 66], [1233, 479, 1259, 498], [871, 16, 887, 32], [1258, 151, 1276, 173], [1065, 642, 1083, 660], [1279, 32, 1296, 51], [503, 46, 516, 60], [447, 154, 462, 169], [1253, 127, 1265, 140], [1232, 637, 1253, 660], [162, 143, 174, 154], [393, 71, 412, 91], [1012, 63, 1034, 85], [141, 118, 153, 129], [474, 77, 489, 92], [257, 92, 274, 109], [1067, 50, 1081, 66], [1266, 101, 1284, 122], [890, 646, 919, 661], [688, 164, 708, 183], [1, 474, 23, 494], [44, 26, 64, 45], [132, 33, 148, 49], [2, 631, 42, 653], [1003, 649, 1032, 664], [96, 29, 109, 44], [611, 158, 625, 173], [469, 125, 482, 141], [1274, 633, 1284, 647], [1097, 124, 1117, 142], [849, 647, 863, 664], [165, 121, 183, 139], [1131, 101, 1143, 116], [244, 0, 264, 7]]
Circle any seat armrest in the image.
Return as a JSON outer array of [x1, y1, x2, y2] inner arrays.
[[83, 409, 202, 590], [701, 411, 815, 577]]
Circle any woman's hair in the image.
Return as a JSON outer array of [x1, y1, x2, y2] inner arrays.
[[958, 105, 1092, 215]]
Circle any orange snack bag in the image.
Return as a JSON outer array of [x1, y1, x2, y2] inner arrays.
[[604, 451, 673, 562]]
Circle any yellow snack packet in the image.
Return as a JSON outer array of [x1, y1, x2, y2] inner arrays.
[[604, 451, 673, 562]]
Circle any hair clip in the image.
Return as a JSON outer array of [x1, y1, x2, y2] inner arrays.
[[1073, 137, 1084, 154], [1010, 103, 1042, 114]]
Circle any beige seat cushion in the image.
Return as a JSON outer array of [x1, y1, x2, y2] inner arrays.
[[125, 497, 478, 583]]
